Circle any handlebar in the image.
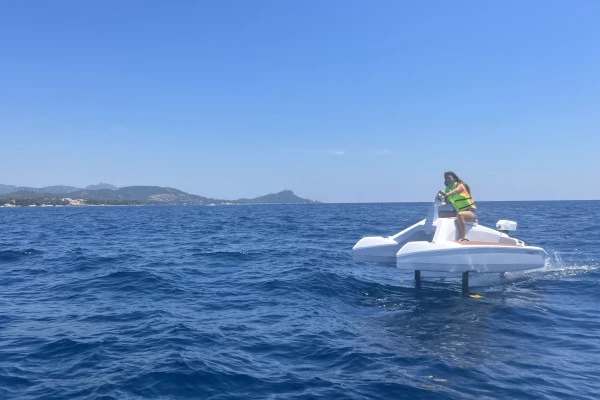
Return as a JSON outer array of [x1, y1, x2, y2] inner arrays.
[[434, 190, 447, 206]]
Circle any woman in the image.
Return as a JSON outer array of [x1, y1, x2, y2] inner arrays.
[[439, 171, 477, 242]]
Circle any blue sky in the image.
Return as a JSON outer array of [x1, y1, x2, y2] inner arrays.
[[1, 0, 598, 202]]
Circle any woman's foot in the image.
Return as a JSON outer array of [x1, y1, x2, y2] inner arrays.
[[458, 238, 469, 242]]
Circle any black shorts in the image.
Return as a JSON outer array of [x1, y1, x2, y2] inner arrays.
[[459, 208, 477, 217]]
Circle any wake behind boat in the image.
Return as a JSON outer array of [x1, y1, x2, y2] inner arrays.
[[353, 193, 547, 291]]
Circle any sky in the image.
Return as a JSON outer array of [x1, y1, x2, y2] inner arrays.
[[1, 0, 599, 203]]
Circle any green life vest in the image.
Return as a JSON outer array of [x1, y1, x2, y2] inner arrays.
[[445, 182, 476, 212]]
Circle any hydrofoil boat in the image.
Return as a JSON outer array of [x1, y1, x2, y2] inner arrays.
[[352, 193, 547, 291]]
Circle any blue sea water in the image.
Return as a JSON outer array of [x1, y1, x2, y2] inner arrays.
[[1, 201, 599, 400]]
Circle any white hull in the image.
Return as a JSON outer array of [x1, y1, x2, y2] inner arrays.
[[396, 241, 546, 273]]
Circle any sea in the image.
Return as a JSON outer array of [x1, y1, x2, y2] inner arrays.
[[1, 201, 599, 400]]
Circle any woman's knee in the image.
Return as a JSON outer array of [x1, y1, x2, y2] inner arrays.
[[458, 211, 475, 222]]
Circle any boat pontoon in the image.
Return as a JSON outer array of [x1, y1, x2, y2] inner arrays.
[[352, 193, 547, 292]]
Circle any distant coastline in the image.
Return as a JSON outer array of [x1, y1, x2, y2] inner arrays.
[[0, 184, 319, 207]]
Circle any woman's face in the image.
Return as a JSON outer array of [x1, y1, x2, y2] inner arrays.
[[444, 174, 455, 186]]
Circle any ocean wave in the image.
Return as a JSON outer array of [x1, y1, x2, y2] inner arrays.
[[0, 248, 43, 262]]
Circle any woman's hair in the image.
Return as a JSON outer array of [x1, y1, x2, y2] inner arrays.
[[444, 171, 471, 195]]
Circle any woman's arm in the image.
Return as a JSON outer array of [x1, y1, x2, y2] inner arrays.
[[445, 183, 465, 197]]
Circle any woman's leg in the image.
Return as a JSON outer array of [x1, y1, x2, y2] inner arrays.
[[456, 210, 476, 240]]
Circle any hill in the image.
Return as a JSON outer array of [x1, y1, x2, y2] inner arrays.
[[86, 183, 117, 190], [0, 184, 82, 195], [236, 190, 318, 204], [67, 186, 218, 205], [0, 184, 319, 206]]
